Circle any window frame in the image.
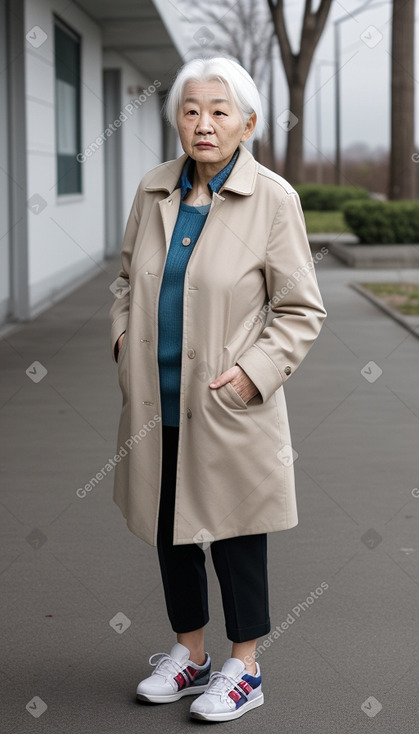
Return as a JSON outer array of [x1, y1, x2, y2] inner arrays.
[[54, 15, 82, 197]]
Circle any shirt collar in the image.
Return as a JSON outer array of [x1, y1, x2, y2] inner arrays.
[[178, 148, 240, 200], [144, 144, 258, 198]]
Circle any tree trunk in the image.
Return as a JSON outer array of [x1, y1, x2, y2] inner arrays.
[[389, 0, 415, 200], [267, 0, 333, 184], [268, 48, 276, 170], [253, 137, 260, 163], [283, 84, 305, 183]]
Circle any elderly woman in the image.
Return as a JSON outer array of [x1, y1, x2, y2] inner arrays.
[[110, 57, 326, 723]]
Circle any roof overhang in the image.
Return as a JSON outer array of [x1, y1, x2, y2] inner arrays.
[[74, 0, 184, 90]]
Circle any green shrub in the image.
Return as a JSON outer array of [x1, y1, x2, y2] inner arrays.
[[342, 200, 419, 244], [295, 184, 369, 211]]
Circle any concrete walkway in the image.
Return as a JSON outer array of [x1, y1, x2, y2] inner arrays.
[[1, 252, 419, 734]]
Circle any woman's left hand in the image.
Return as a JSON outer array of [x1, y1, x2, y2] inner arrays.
[[209, 365, 259, 404]]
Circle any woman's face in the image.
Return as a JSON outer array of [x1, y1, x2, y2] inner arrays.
[[176, 79, 256, 171]]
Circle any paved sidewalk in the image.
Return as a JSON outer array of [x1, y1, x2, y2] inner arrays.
[[1, 252, 419, 734]]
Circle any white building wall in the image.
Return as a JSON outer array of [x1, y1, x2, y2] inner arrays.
[[24, 0, 105, 316], [103, 51, 163, 226]]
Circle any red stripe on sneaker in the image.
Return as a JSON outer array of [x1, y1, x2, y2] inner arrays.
[[174, 672, 187, 690], [238, 680, 252, 695], [228, 689, 242, 703], [185, 666, 198, 681]]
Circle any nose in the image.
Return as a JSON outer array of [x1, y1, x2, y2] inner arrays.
[[195, 112, 213, 135]]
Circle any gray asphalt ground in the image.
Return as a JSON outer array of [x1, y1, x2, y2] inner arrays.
[[1, 252, 419, 734]]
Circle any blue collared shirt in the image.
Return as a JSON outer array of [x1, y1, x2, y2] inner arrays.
[[179, 147, 239, 200], [158, 149, 239, 426]]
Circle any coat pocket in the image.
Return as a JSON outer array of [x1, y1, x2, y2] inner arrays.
[[117, 334, 129, 400], [117, 332, 128, 364], [219, 381, 248, 411]]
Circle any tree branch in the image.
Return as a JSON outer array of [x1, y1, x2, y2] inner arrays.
[[267, 0, 295, 83], [298, 0, 333, 83], [315, 0, 334, 35]]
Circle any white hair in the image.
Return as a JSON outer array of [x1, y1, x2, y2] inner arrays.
[[164, 57, 265, 140]]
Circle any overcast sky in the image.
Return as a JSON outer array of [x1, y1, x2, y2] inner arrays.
[[175, 0, 418, 158], [302, 0, 418, 157]]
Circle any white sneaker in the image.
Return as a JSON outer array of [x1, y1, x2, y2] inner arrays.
[[190, 657, 264, 721], [136, 642, 211, 703]]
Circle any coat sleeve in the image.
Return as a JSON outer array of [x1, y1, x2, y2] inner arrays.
[[109, 186, 141, 362], [236, 192, 327, 403]]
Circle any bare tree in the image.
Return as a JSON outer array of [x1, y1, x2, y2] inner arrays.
[[179, 0, 276, 165], [267, 0, 333, 183], [389, 0, 415, 200]]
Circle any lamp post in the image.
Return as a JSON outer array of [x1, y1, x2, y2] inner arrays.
[[334, 19, 342, 185], [315, 60, 334, 183]]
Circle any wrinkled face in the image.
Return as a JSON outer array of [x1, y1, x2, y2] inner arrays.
[[176, 79, 255, 171]]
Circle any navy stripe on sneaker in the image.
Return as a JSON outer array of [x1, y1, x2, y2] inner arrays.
[[229, 672, 261, 705], [190, 659, 264, 721]]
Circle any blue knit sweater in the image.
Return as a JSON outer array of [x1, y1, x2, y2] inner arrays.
[[158, 150, 239, 426]]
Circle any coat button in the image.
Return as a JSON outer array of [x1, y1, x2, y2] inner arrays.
[[284, 366, 291, 376], [187, 348, 196, 359], [182, 237, 191, 246], [187, 408, 192, 419]]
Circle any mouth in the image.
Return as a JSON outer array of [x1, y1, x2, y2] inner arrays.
[[195, 142, 216, 149]]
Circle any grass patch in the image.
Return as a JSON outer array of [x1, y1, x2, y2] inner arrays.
[[304, 210, 350, 234], [360, 282, 419, 316]]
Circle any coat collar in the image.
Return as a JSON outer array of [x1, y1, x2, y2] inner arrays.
[[144, 143, 258, 198]]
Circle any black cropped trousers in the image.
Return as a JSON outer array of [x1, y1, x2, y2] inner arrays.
[[156, 425, 271, 643]]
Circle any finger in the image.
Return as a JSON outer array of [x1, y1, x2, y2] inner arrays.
[[209, 375, 229, 388], [209, 367, 237, 388]]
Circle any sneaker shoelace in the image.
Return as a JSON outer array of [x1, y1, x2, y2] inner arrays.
[[149, 653, 187, 681], [205, 671, 243, 702]]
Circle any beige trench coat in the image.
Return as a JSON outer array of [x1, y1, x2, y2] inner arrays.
[[110, 143, 327, 546]]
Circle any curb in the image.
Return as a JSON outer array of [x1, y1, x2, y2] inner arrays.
[[350, 282, 419, 339], [308, 233, 359, 252], [330, 242, 419, 268]]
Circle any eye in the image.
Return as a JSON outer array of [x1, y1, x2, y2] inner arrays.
[[186, 109, 198, 116], [214, 110, 227, 116]]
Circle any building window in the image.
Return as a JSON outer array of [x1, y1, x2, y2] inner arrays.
[[54, 17, 81, 195]]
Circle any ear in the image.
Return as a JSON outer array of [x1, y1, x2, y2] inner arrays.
[[241, 112, 257, 142]]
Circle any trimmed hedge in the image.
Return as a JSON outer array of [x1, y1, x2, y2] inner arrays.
[[342, 200, 419, 244], [294, 184, 369, 211]]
